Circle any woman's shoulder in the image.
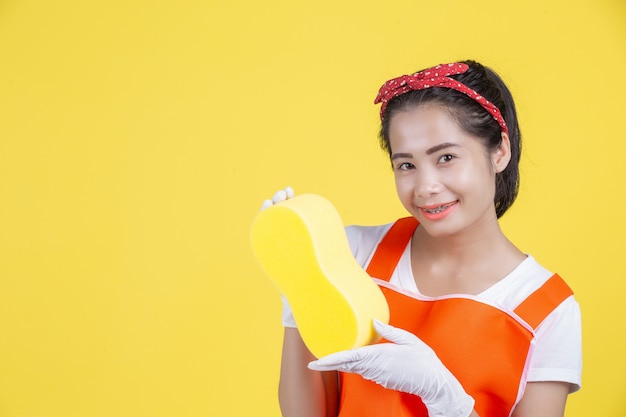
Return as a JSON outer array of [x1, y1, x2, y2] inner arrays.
[[344, 222, 396, 267], [345, 222, 394, 242], [479, 256, 572, 310]]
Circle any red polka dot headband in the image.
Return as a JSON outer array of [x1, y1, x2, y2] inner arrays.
[[374, 62, 509, 135]]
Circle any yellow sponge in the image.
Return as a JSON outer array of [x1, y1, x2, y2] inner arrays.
[[250, 194, 389, 358]]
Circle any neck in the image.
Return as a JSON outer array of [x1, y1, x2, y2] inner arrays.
[[414, 215, 509, 259], [410, 213, 525, 295]]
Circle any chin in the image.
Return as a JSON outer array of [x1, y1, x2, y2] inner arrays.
[[423, 227, 459, 239], [417, 218, 463, 238]]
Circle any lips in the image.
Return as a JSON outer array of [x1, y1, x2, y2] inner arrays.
[[420, 201, 457, 214], [418, 201, 458, 220]]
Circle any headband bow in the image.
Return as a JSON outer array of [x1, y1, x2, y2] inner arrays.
[[374, 62, 508, 134]]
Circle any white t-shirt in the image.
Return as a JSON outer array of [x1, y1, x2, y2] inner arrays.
[[282, 223, 582, 391]]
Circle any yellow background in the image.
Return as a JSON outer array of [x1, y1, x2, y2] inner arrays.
[[0, 0, 624, 416]]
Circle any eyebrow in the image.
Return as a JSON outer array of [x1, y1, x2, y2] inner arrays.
[[391, 143, 460, 160], [390, 152, 412, 161], [426, 142, 460, 155]]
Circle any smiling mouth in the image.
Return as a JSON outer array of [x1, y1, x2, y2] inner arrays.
[[421, 201, 457, 214]]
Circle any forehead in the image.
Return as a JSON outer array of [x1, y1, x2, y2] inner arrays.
[[388, 105, 489, 154], [389, 105, 464, 140]]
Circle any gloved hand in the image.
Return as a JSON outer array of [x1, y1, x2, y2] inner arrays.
[[308, 320, 475, 417], [260, 186, 294, 211]]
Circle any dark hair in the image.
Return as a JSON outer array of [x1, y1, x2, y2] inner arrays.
[[378, 60, 521, 218]]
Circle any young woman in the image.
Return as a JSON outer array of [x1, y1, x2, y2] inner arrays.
[[266, 60, 582, 417]]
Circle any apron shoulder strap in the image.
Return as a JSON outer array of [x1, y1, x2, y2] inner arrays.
[[513, 273, 573, 330], [365, 218, 572, 330], [366, 217, 418, 281]]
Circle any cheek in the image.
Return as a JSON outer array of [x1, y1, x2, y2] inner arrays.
[[443, 162, 494, 196], [458, 163, 496, 197], [394, 175, 413, 203]]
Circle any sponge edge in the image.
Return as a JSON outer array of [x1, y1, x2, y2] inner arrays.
[[250, 194, 390, 358]]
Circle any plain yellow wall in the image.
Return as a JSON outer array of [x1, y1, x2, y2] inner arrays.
[[0, 0, 624, 416]]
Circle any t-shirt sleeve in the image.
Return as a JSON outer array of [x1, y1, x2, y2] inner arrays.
[[281, 294, 297, 328], [527, 296, 582, 392]]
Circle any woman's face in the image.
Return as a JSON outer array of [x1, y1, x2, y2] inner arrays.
[[389, 105, 510, 238]]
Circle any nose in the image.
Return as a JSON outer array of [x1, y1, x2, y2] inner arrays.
[[414, 167, 442, 200]]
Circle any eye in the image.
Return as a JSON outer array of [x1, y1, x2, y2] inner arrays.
[[438, 154, 455, 164], [396, 162, 415, 171]]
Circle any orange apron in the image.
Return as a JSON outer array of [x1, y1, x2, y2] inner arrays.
[[338, 217, 573, 417]]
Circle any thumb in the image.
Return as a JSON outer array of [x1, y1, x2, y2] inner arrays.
[[373, 319, 420, 346]]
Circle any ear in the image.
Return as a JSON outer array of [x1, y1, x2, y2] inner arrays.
[[492, 132, 512, 173]]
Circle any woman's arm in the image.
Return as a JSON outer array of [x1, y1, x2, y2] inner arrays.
[[511, 382, 570, 417], [279, 327, 338, 417], [464, 381, 570, 417]]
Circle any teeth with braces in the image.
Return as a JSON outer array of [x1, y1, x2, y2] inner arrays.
[[424, 203, 453, 214]]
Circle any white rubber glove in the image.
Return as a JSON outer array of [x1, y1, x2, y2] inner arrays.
[[260, 186, 295, 211], [308, 320, 475, 417]]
